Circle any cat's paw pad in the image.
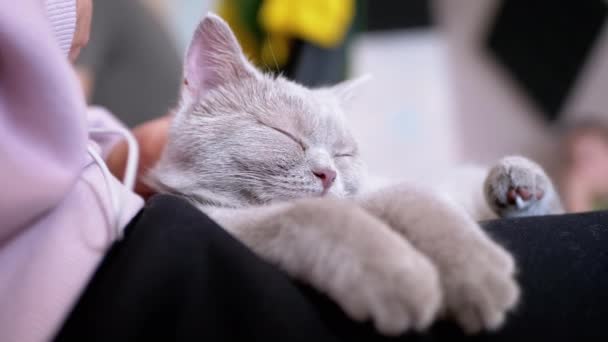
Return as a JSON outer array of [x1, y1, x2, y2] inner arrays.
[[335, 243, 443, 335], [442, 236, 520, 333], [485, 156, 552, 217], [506, 186, 544, 205]]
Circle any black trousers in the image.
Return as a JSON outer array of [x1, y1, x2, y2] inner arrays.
[[55, 195, 608, 341]]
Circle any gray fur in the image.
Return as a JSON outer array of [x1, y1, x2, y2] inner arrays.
[[144, 13, 563, 336]]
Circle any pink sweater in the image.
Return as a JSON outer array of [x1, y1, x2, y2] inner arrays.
[[0, 1, 144, 341]]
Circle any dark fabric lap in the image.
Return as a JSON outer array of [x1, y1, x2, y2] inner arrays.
[[54, 195, 608, 341]]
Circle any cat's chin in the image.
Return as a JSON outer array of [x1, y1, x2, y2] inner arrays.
[[294, 190, 333, 200], [319, 190, 346, 200], [300, 191, 325, 199]]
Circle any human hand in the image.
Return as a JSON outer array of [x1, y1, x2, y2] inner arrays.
[[106, 115, 171, 199]]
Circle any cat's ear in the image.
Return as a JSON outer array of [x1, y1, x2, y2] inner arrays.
[[183, 13, 260, 98], [331, 74, 372, 105]]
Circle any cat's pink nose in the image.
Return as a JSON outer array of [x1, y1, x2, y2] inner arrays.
[[313, 168, 337, 191]]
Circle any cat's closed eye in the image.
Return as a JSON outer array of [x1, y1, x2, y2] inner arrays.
[[334, 153, 355, 158], [260, 122, 307, 151]]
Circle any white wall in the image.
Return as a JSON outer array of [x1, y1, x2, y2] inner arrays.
[[434, 0, 608, 177], [346, 30, 459, 181], [148, 0, 216, 55]]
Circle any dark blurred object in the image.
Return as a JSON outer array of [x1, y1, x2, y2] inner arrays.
[[362, 0, 432, 31], [283, 40, 350, 87], [283, 0, 434, 87], [486, 1, 607, 122], [56, 195, 608, 341], [76, 0, 182, 127]]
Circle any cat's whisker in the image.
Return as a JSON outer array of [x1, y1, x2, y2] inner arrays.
[[267, 40, 280, 71]]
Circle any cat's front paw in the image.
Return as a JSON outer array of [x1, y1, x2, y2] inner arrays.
[[441, 234, 519, 333], [329, 227, 443, 334], [358, 185, 520, 334], [484, 156, 558, 217], [287, 199, 443, 336], [334, 244, 443, 335]]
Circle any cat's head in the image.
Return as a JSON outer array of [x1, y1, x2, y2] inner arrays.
[[147, 13, 367, 207]]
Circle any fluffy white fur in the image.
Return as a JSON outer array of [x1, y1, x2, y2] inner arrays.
[[147, 13, 562, 336]]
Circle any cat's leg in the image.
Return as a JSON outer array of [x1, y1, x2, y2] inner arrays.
[[357, 185, 519, 333], [364, 167, 499, 222], [201, 198, 442, 335], [431, 165, 499, 221], [484, 156, 564, 218]]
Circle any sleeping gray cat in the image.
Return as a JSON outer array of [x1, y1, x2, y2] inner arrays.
[[147, 13, 562, 336]]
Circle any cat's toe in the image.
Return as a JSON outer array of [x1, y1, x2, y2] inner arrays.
[[502, 186, 545, 208], [374, 259, 442, 335], [506, 186, 543, 203], [337, 247, 443, 336], [451, 269, 519, 334], [443, 239, 520, 334]]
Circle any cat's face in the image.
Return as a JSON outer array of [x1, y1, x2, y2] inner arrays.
[[149, 14, 366, 207]]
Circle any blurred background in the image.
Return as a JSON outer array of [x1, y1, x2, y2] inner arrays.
[[76, 0, 608, 213]]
